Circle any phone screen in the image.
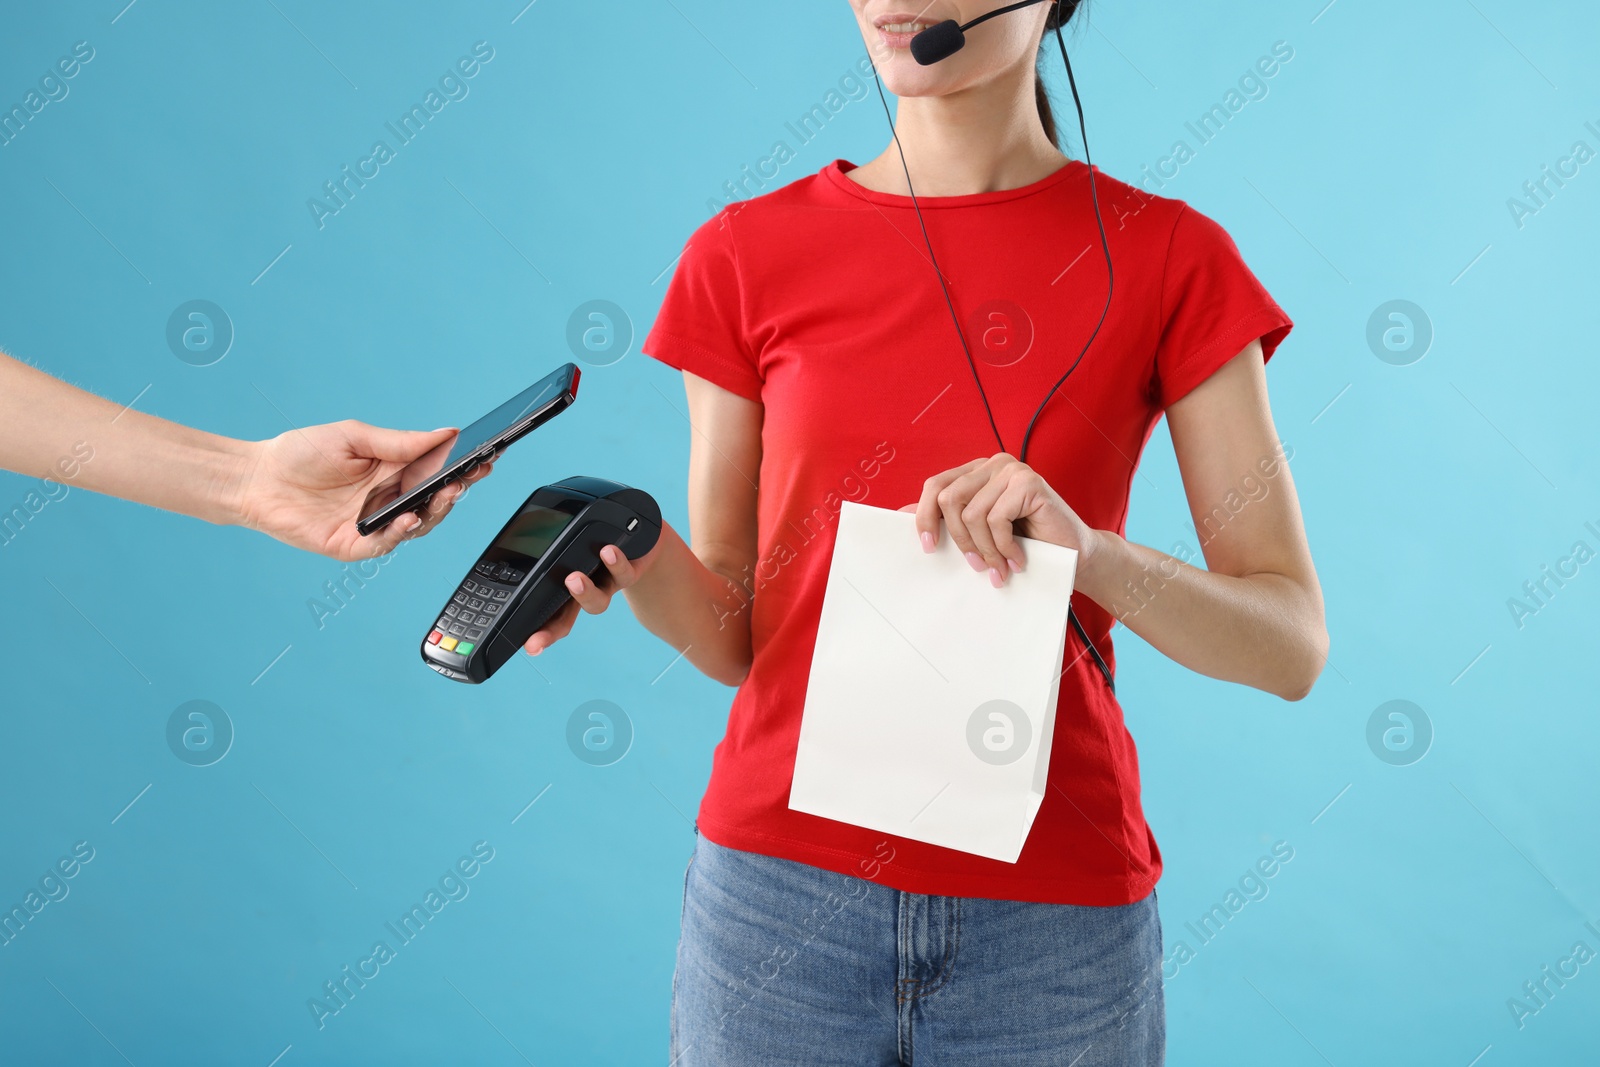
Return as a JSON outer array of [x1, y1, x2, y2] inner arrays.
[[356, 367, 574, 530]]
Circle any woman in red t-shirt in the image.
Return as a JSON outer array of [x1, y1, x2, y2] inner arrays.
[[527, 2, 1325, 1063]]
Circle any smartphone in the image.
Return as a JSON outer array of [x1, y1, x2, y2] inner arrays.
[[355, 362, 581, 536]]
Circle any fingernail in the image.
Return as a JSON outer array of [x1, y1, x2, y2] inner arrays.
[[531, 645, 543, 656], [989, 567, 1003, 588], [1007, 558, 1022, 573], [920, 531, 935, 553], [965, 552, 984, 572], [565, 574, 582, 593], [602, 546, 617, 564]]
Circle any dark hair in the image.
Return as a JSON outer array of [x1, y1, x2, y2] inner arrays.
[[1036, 0, 1085, 150]]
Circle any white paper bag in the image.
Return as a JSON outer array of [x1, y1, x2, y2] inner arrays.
[[788, 501, 1078, 863]]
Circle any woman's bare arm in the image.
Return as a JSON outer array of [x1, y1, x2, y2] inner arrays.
[[915, 339, 1325, 701], [1075, 341, 1328, 699], [523, 371, 762, 686]]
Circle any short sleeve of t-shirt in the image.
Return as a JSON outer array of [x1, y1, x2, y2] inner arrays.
[[642, 209, 762, 402], [1153, 204, 1293, 409]]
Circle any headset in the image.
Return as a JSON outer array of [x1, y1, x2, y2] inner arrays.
[[865, 0, 1117, 694]]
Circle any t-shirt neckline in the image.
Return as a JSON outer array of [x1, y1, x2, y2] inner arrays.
[[822, 157, 1084, 208]]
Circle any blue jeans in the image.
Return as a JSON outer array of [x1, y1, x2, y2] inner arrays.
[[671, 831, 1164, 1066]]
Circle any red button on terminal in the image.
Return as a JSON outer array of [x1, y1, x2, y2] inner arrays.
[[427, 630, 443, 645]]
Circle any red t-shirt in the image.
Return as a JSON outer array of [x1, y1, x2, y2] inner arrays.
[[643, 158, 1292, 906]]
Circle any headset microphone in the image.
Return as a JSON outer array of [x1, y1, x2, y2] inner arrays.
[[871, 0, 1119, 694], [909, 0, 1054, 65]]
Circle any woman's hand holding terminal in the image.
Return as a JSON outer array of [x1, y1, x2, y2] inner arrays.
[[521, 540, 659, 656]]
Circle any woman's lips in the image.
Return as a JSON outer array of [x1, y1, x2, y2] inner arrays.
[[874, 16, 937, 50]]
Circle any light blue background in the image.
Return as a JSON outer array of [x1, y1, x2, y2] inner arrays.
[[2, 1, 1597, 1064]]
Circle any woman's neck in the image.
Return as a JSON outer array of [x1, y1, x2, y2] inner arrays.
[[849, 64, 1068, 197]]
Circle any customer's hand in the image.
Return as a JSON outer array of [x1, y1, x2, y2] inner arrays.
[[521, 541, 659, 656], [236, 421, 493, 561], [909, 452, 1103, 587]]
